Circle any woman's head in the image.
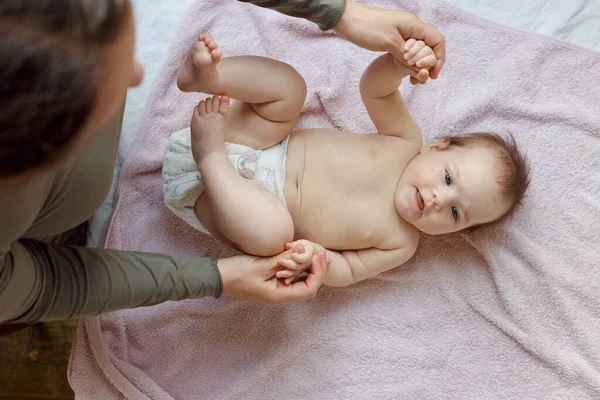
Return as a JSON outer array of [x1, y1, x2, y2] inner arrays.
[[395, 132, 531, 235], [0, 0, 143, 178]]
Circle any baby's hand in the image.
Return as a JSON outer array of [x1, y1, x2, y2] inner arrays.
[[402, 39, 438, 85], [276, 240, 316, 285]]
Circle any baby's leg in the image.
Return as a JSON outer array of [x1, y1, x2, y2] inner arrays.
[[177, 34, 306, 150], [191, 97, 293, 257], [177, 34, 303, 256]]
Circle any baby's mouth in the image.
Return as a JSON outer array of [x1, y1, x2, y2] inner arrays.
[[416, 188, 425, 212]]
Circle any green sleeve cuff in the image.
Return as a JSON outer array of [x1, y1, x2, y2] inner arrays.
[[238, 0, 346, 31], [209, 256, 223, 298]]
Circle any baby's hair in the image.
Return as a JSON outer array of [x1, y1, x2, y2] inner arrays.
[[439, 132, 531, 230], [0, 0, 131, 176]]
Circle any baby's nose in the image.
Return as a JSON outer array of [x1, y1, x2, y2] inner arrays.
[[432, 192, 446, 210]]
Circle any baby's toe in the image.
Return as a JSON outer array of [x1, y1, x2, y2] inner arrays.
[[204, 97, 213, 113], [199, 33, 214, 44], [218, 96, 230, 117], [211, 96, 220, 113], [210, 48, 223, 63], [196, 100, 206, 116]]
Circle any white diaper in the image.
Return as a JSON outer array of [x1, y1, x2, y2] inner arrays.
[[162, 127, 289, 233]]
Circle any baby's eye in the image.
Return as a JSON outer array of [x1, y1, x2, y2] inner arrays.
[[451, 206, 459, 222], [445, 170, 452, 186]]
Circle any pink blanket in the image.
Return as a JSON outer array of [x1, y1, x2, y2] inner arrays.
[[68, 0, 600, 398]]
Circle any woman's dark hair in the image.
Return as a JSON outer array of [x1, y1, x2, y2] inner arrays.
[[0, 0, 130, 176]]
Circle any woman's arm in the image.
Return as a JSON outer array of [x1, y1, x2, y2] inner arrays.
[[238, 0, 345, 30], [0, 240, 330, 323], [0, 240, 222, 323], [239, 0, 446, 80]]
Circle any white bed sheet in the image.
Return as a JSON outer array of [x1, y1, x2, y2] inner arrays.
[[87, 0, 600, 247]]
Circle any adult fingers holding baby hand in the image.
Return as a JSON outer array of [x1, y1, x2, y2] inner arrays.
[[276, 240, 317, 285], [219, 247, 329, 304], [332, 0, 446, 83], [268, 249, 330, 303], [396, 14, 445, 79], [398, 39, 438, 85]]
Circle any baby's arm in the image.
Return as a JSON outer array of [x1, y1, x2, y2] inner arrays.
[[359, 40, 436, 144], [278, 241, 416, 287], [323, 246, 416, 286]]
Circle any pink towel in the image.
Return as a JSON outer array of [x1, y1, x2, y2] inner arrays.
[[68, 0, 600, 398]]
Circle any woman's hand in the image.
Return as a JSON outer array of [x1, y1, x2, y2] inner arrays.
[[218, 247, 330, 304], [332, 0, 446, 84]]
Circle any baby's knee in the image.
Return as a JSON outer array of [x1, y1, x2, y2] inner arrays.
[[291, 69, 307, 103], [282, 64, 307, 104]]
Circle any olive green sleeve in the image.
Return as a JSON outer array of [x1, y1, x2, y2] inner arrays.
[[0, 240, 222, 324], [238, 0, 346, 30]]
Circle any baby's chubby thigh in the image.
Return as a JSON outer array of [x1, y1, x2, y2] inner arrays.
[[162, 128, 288, 231], [199, 138, 293, 255], [235, 138, 293, 242]]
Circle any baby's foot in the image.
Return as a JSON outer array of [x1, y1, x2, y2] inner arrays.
[[190, 95, 230, 165], [177, 33, 223, 92], [399, 39, 437, 84]]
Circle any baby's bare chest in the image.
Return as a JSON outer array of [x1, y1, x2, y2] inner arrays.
[[284, 130, 417, 250]]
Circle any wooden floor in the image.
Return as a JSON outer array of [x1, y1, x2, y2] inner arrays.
[[0, 321, 77, 399]]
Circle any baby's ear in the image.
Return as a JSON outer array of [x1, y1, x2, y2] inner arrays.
[[421, 138, 450, 153]]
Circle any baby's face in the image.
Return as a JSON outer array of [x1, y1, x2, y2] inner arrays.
[[395, 141, 510, 235]]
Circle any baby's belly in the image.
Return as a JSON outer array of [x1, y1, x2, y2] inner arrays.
[[283, 129, 404, 250], [291, 197, 389, 250]]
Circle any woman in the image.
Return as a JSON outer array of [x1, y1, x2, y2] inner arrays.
[[0, 0, 445, 324]]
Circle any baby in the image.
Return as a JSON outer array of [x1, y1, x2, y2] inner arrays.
[[162, 33, 530, 287]]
